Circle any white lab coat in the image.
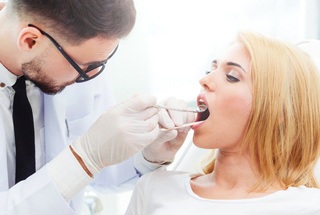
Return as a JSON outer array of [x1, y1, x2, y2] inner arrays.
[[0, 72, 139, 214]]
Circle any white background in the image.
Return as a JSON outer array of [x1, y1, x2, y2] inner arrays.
[[107, 0, 320, 104]]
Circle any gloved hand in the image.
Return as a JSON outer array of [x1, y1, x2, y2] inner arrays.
[[72, 94, 160, 175], [142, 97, 195, 164]]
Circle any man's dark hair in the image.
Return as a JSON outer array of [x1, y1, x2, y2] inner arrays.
[[9, 0, 136, 44]]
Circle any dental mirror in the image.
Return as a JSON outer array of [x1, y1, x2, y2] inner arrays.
[[195, 104, 207, 113], [153, 104, 207, 113]]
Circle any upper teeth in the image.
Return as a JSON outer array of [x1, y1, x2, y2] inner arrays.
[[199, 99, 205, 105]]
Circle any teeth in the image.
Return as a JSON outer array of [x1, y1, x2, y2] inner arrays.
[[198, 99, 205, 105]]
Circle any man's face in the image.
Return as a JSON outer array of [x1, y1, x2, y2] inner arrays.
[[22, 36, 119, 95]]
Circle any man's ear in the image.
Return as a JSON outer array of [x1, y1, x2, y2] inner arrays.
[[17, 27, 42, 51]]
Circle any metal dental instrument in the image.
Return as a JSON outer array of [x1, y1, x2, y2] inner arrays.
[[153, 104, 207, 131], [160, 121, 204, 131], [153, 104, 207, 113]]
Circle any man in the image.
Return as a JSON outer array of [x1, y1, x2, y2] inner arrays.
[[0, 0, 194, 214]]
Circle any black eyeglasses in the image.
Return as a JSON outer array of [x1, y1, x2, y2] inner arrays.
[[28, 24, 118, 83]]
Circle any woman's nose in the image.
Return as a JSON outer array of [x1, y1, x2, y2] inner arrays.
[[199, 71, 215, 91], [199, 76, 209, 91]]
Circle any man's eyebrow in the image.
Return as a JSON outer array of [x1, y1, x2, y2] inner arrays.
[[226, 61, 246, 73]]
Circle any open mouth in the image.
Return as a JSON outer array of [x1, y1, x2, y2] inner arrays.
[[196, 98, 210, 121]]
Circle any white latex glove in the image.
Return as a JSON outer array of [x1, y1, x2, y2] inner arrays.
[[72, 94, 160, 175], [142, 97, 195, 164]]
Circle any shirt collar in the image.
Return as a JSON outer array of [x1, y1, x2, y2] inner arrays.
[[0, 63, 18, 89]]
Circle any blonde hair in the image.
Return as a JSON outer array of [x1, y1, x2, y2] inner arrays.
[[203, 32, 320, 191]]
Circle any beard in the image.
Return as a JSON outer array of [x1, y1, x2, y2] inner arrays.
[[21, 55, 76, 95]]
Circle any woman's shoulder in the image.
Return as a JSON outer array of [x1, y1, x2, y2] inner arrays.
[[274, 186, 320, 209], [279, 186, 320, 212], [287, 186, 320, 196]]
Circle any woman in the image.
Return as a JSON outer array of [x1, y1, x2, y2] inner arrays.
[[125, 32, 320, 215]]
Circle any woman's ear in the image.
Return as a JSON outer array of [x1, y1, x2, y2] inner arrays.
[[17, 26, 42, 51]]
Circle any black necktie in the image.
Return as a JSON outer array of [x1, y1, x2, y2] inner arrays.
[[12, 76, 35, 183]]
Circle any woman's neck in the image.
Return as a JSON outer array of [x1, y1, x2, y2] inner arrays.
[[191, 150, 282, 199], [213, 150, 257, 188]]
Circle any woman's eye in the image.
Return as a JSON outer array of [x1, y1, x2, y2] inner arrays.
[[226, 71, 240, 82]]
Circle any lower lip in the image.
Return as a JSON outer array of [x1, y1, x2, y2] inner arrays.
[[191, 121, 205, 130]]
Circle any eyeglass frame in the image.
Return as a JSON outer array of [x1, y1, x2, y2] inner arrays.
[[28, 24, 118, 83]]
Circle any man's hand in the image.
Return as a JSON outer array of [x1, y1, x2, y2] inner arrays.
[[142, 97, 195, 164], [72, 94, 160, 175]]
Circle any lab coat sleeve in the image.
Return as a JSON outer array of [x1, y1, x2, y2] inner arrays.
[[133, 151, 166, 175], [0, 166, 74, 215], [93, 157, 139, 186], [0, 148, 93, 215], [92, 151, 166, 187], [47, 146, 93, 202]]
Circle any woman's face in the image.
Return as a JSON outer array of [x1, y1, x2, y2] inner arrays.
[[192, 42, 252, 151]]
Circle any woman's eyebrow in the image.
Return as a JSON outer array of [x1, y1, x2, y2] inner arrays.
[[212, 60, 246, 73], [226, 61, 246, 73]]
